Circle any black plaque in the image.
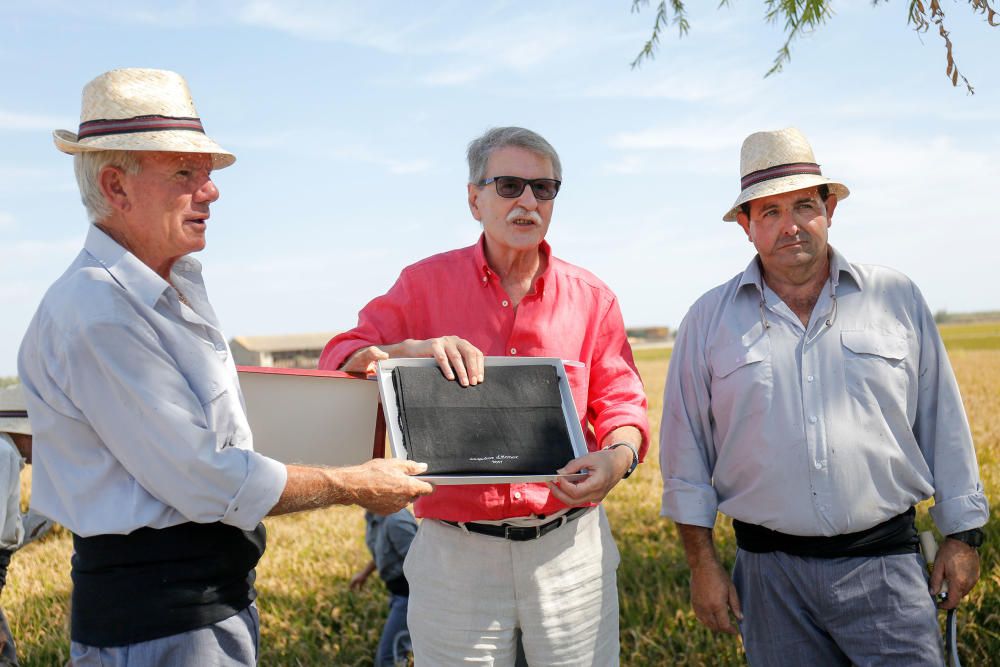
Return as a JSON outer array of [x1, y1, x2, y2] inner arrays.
[[391, 364, 575, 475]]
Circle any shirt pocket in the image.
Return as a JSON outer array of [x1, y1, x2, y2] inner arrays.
[[840, 327, 910, 404], [708, 333, 773, 426], [193, 379, 239, 451]]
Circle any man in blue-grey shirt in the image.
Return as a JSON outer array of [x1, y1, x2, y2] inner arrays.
[[660, 127, 988, 665], [18, 68, 432, 666]]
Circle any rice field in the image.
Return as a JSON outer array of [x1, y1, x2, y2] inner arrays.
[[6, 323, 999, 665]]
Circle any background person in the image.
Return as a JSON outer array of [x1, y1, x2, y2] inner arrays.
[[320, 126, 649, 666], [0, 385, 53, 666], [660, 127, 989, 665], [18, 68, 432, 666], [349, 508, 417, 667]]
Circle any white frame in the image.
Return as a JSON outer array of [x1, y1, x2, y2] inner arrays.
[[375, 357, 589, 485]]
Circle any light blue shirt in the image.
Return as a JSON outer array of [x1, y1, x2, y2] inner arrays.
[[18, 225, 287, 537], [660, 247, 988, 537]]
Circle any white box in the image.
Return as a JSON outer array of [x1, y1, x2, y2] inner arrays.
[[237, 366, 384, 467], [375, 357, 589, 485]]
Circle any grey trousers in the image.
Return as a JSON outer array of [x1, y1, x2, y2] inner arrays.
[[69, 604, 259, 667], [733, 550, 944, 667]]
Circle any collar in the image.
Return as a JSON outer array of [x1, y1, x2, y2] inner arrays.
[[473, 233, 553, 296], [84, 225, 171, 308], [734, 244, 860, 303]]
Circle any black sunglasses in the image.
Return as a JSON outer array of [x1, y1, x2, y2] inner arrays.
[[477, 176, 561, 201]]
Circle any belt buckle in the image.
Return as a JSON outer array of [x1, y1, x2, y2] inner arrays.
[[503, 524, 541, 541]]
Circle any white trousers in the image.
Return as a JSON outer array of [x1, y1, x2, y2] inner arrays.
[[404, 506, 621, 666]]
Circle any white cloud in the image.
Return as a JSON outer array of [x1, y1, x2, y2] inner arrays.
[[419, 65, 487, 87], [0, 212, 15, 229]]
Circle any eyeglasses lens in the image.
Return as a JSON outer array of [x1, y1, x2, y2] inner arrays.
[[494, 177, 560, 200]]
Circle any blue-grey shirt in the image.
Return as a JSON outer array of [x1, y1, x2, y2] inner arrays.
[[660, 247, 988, 537], [365, 509, 417, 585], [18, 226, 287, 537]]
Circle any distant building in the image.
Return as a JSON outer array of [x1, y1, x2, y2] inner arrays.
[[626, 326, 673, 347], [229, 333, 338, 369]]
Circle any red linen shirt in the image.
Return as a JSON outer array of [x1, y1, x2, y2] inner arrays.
[[319, 235, 649, 522]]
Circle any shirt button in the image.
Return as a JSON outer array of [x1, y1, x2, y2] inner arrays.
[[482, 276, 488, 283], [814, 462, 823, 470], [510, 347, 517, 355], [513, 492, 522, 500], [808, 416, 818, 424], [502, 300, 509, 307], [807, 375, 815, 382]]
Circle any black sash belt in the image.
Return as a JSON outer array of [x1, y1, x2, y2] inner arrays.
[[442, 506, 590, 541], [733, 507, 919, 558], [71, 521, 266, 647]]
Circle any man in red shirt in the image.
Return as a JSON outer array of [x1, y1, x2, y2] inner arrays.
[[321, 126, 647, 665]]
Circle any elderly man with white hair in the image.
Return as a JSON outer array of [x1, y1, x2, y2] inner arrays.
[[18, 68, 432, 666], [660, 127, 988, 665]]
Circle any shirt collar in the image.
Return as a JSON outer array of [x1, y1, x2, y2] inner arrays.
[[734, 244, 861, 303], [84, 225, 170, 308], [473, 233, 552, 296]]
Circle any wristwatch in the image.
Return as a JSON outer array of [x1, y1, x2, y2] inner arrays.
[[947, 528, 984, 549], [604, 442, 639, 479]]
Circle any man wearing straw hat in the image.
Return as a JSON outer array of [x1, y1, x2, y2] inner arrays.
[[0, 385, 53, 666], [17, 68, 432, 665], [659, 127, 988, 664]]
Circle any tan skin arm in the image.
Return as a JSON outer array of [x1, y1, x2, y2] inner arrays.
[[676, 523, 743, 635], [341, 337, 485, 387], [269, 459, 433, 517], [350, 559, 378, 591], [931, 538, 981, 609]]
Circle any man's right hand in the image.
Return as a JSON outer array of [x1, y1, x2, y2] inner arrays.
[[676, 523, 743, 635], [690, 557, 743, 635], [346, 458, 435, 515], [270, 459, 434, 517], [342, 336, 485, 387]]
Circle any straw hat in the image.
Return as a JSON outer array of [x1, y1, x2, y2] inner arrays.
[[53, 68, 235, 169], [0, 385, 30, 436], [723, 127, 848, 221]]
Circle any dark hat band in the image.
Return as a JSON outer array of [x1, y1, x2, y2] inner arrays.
[[741, 162, 822, 190], [77, 115, 205, 140], [0, 410, 27, 419]]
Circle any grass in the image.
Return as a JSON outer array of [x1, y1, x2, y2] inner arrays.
[[7, 322, 1000, 665]]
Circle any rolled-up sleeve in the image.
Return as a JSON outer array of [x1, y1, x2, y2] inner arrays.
[[586, 296, 650, 457], [911, 286, 990, 535], [659, 307, 719, 527]]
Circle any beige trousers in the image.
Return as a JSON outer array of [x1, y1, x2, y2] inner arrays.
[[404, 506, 621, 666]]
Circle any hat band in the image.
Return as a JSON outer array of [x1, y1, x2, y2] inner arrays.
[[741, 162, 821, 190], [77, 115, 205, 140], [0, 410, 27, 419]]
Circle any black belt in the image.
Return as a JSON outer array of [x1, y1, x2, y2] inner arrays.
[[443, 507, 590, 541], [733, 507, 918, 558]]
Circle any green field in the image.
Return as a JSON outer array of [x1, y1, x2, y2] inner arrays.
[[7, 322, 1000, 665]]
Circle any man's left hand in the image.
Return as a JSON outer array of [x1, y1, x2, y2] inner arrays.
[[545, 446, 633, 506], [930, 538, 981, 609]]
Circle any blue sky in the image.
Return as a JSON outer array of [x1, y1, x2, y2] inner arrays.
[[2, 1, 998, 376]]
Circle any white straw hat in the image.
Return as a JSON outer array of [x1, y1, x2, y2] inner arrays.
[[53, 68, 235, 169], [0, 385, 30, 436], [723, 127, 848, 221]]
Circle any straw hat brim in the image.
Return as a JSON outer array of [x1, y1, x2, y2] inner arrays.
[[723, 174, 849, 222], [53, 129, 236, 169]]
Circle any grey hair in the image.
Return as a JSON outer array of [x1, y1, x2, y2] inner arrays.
[[466, 127, 562, 184], [73, 150, 143, 224]]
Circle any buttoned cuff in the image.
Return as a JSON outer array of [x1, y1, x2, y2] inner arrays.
[[929, 486, 990, 536], [660, 480, 718, 528], [222, 452, 288, 531]]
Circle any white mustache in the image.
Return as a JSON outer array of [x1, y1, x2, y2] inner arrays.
[[506, 207, 542, 224]]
